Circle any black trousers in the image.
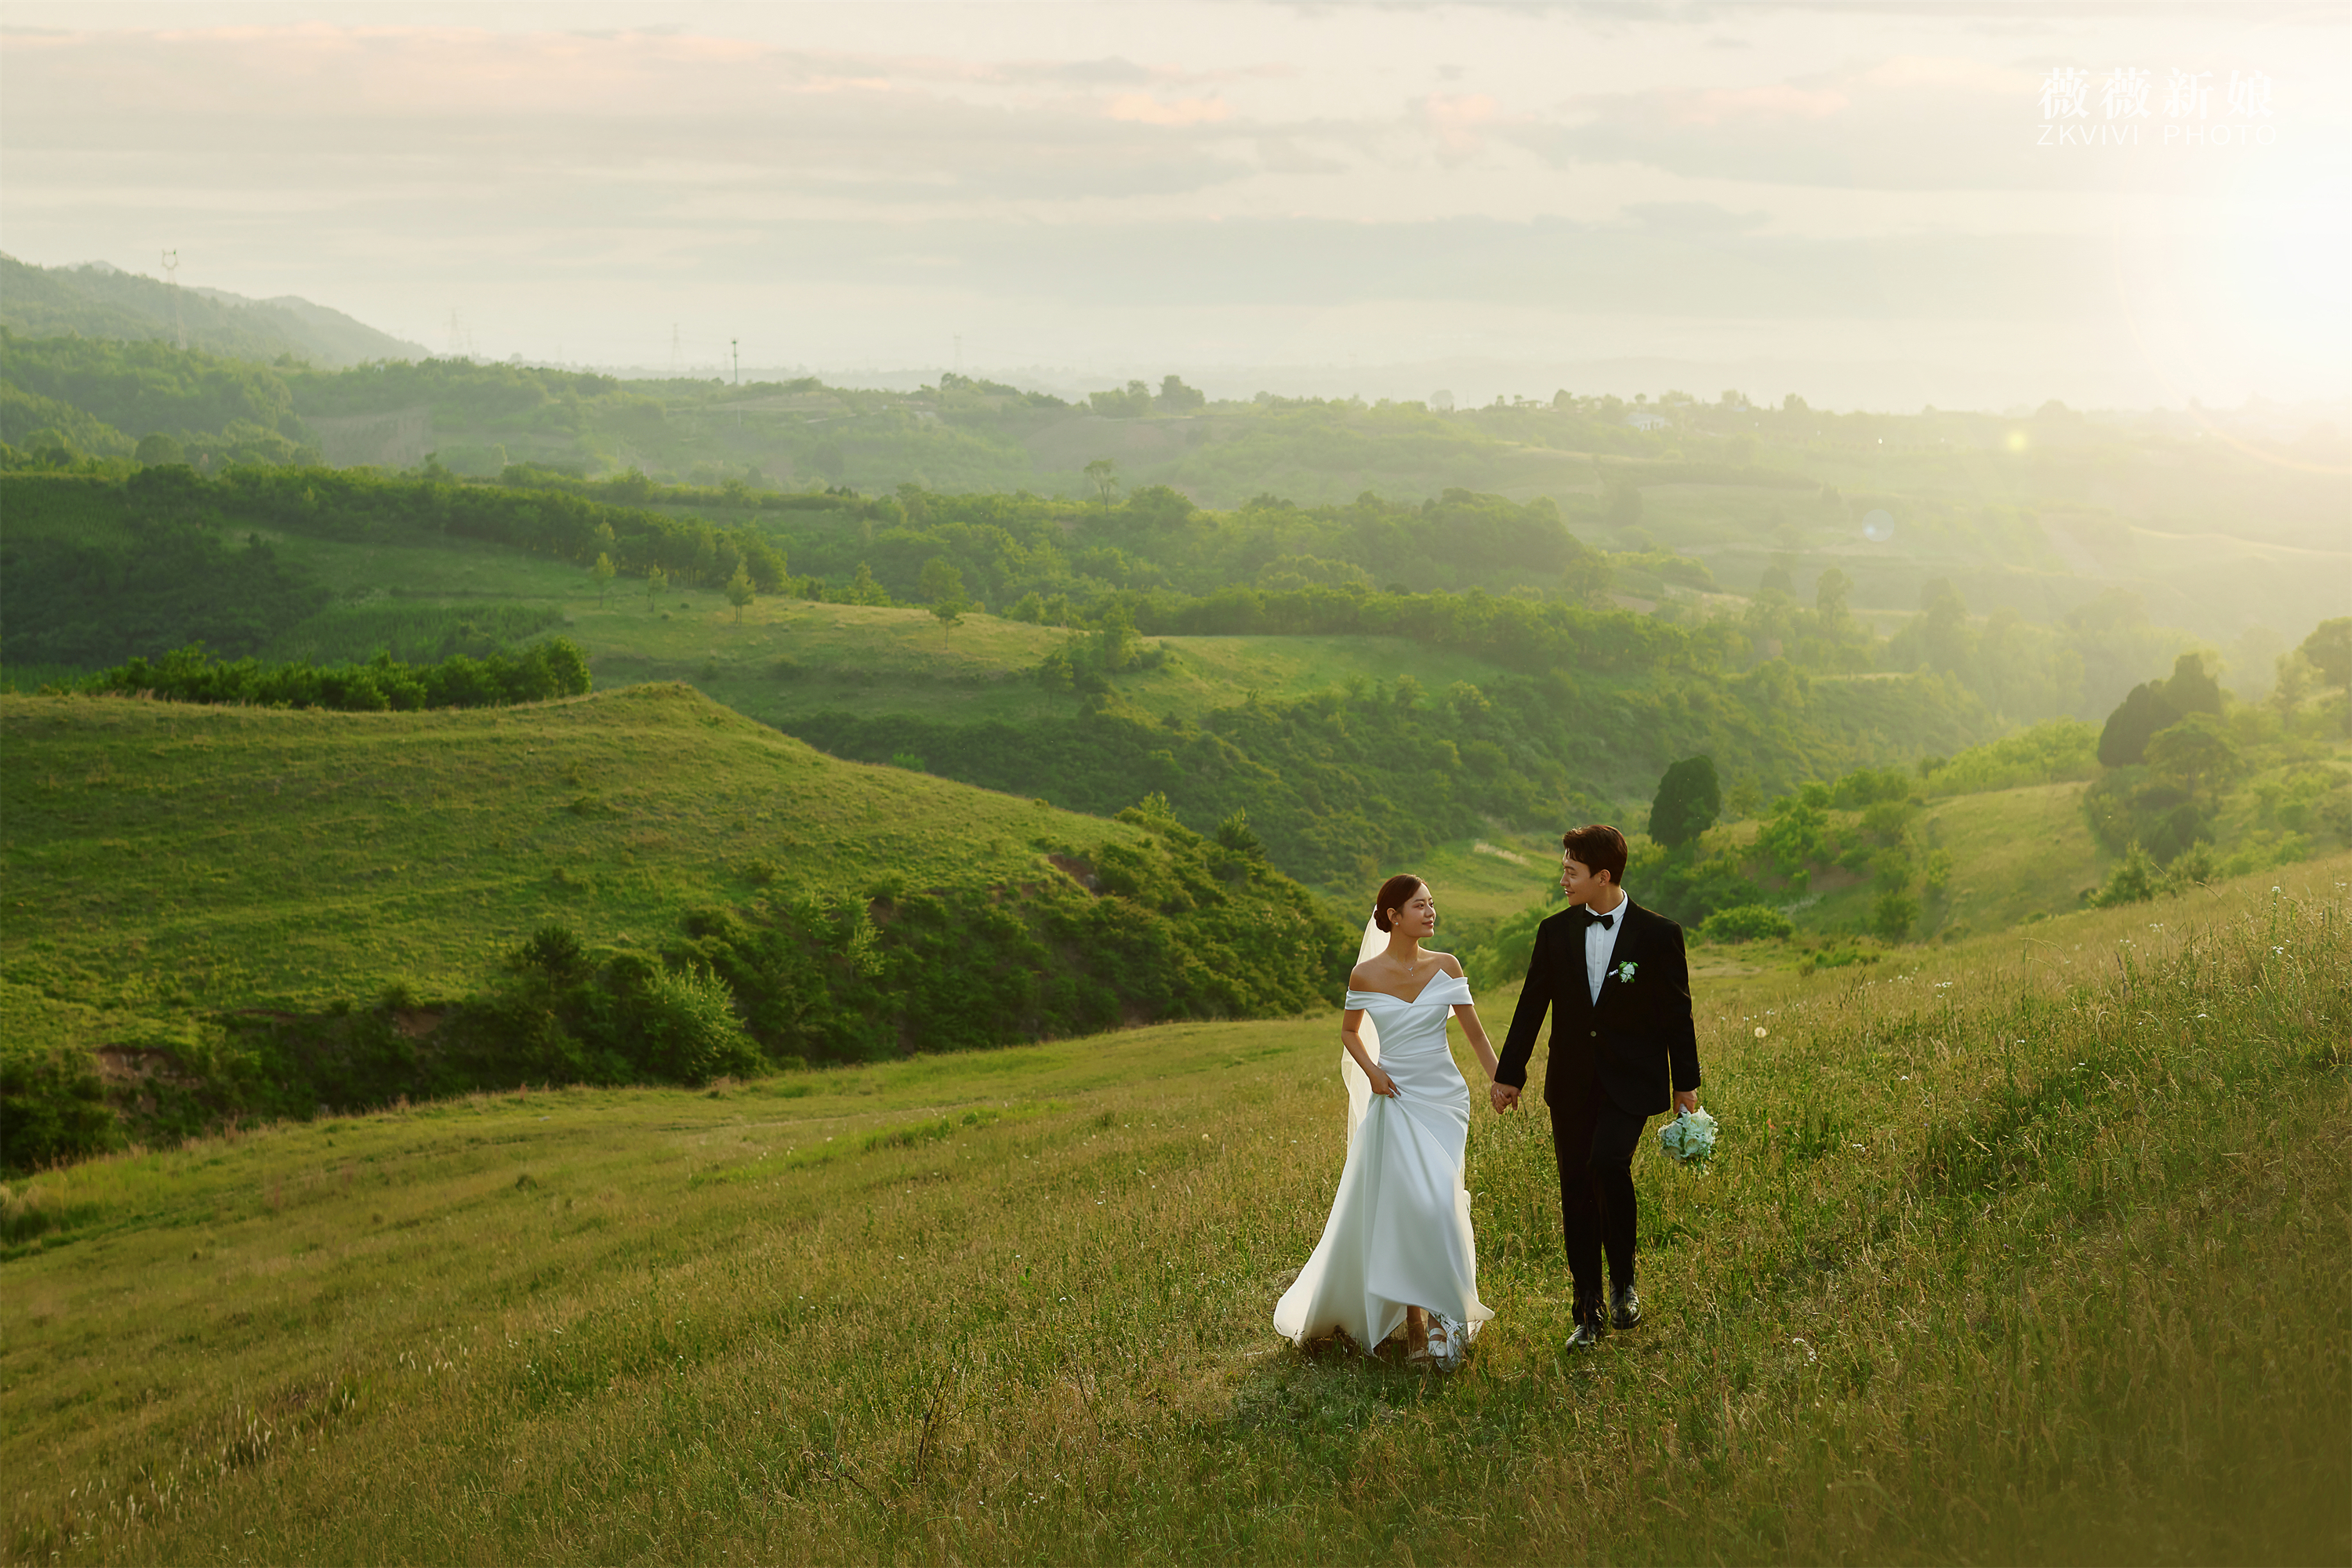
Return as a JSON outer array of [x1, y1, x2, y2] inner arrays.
[[1552, 1090, 1648, 1313]]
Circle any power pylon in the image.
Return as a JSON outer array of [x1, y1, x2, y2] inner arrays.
[[161, 249, 186, 350]]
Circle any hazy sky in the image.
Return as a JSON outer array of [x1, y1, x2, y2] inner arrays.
[[4, 1, 2347, 409]]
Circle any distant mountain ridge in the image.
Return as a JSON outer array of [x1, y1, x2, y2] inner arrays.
[[0, 254, 426, 368]]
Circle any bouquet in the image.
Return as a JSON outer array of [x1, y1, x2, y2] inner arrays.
[[1657, 1106, 1719, 1166]]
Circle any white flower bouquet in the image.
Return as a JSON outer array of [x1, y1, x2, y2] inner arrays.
[[1657, 1106, 1719, 1165]]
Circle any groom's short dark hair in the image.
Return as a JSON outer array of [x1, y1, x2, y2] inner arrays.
[[1563, 824, 1628, 885]]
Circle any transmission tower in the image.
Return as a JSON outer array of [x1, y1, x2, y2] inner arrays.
[[670, 323, 681, 376], [446, 308, 464, 358], [731, 338, 739, 386], [161, 249, 186, 350]]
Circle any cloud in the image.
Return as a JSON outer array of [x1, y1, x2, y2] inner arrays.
[[1105, 94, 1232, 127], [1622, 202, 1772, 234], [0, 25, 1265, 205], [1420, 92, 1501, 162]]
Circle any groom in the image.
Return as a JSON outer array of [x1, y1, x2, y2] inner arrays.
[[1492, 824, 1701, 1349]]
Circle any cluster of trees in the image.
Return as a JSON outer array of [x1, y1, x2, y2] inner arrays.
[[2082, 620, 2351, 877], [0, 331, 322, 469], [1626, 761, 1928, 943], [79, 638, 592, 712], [1, 475, 333, 668], [790, 655, 1995, 889], [771, 484, 1606, 609], [6, 465, 789, 604], [1086, 376, 1207, 418]]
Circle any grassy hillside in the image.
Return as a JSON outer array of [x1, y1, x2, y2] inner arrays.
[[4, 857, 2343, 1564], [0, 684, 1105, 1012], [0, 684, 1358, 1116]]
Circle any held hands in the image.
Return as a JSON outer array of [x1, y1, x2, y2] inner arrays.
[[1489, 1083, 1520, 1114]]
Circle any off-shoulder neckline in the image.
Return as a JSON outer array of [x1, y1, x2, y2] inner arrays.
[[1347, 973, 1473, 1006]]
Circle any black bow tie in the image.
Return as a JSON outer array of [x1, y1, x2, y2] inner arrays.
[[1583, 909, 1617, 931]]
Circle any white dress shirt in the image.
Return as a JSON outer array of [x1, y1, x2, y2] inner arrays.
[[1584, 896, 1626, 1004]]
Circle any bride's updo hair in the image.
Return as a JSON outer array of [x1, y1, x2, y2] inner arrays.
[[1372, 874, 1427, 932]]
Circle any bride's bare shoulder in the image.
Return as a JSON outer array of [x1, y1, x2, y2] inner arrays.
[[1347, 958, 1380, 989], [1430, 951, 1465, 978]]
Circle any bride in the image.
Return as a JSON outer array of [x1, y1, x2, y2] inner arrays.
[[1275, 874, 1501, 1366]]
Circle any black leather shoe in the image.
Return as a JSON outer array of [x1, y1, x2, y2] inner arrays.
[[1610, 1284, 1642, 1330], [1565, 1319, 1602, 1351]]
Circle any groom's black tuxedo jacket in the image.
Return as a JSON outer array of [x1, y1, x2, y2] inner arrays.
[[1494, 898, 1701, 1118]]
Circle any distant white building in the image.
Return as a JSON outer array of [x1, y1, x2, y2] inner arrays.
[[1626, 410, 1668, 432], [1429, 390, 1455, 412]]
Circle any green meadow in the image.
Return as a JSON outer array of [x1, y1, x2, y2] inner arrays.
[[4, 856, 2344, 1564], [0, 684, 1152, 1031]]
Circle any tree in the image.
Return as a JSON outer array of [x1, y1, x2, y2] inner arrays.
[[1083, 458, 1120, 510], [133, 432, 183, 466], [1918, 579, 1974, 676], [2273, 649, 2318, 716], [1157, 374, 1206, 412], [724, 563, 755, 625], [1647, 756, 1722, 851], [1814, 566, 1853, 625], [920, 557, 968, 648], [591, 552, 616, 606], [917, 556, 964, 606], [2158, 649, 2223, 717], [2300, 616, 2352, 736], [2301, 616, 2352, 688], [644, 566, 667, 610], [2144, 713, 2241, 800], [2097, 681, 2180, 768]]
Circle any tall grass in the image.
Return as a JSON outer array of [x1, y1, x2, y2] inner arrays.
[[4, 856, 2344, 1563]]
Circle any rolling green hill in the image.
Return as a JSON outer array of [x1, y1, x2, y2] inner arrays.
[[0, 256, 425, 368], [4, 858, 2343, 1564], [0, 684, 1350, 1149]]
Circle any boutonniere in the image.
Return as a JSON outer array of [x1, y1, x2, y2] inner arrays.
[[1616, 960, 1638, 985]]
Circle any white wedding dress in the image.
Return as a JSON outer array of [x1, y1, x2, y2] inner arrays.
[[1273, 925, 1495, 1354]]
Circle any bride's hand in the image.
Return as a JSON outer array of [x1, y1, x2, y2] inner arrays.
[[1367, 1065, 1401, 1098]]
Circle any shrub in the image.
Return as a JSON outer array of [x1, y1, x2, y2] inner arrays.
[[2089, 842, 2162, 908], [1872, 889, 1918, 942], [80, 638, 591, 712], [2082, 768, 2208, 862], [0, 1051, 122, 1173], [608, 960, 762, 1086], [1700, 904, 1795, 944]]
